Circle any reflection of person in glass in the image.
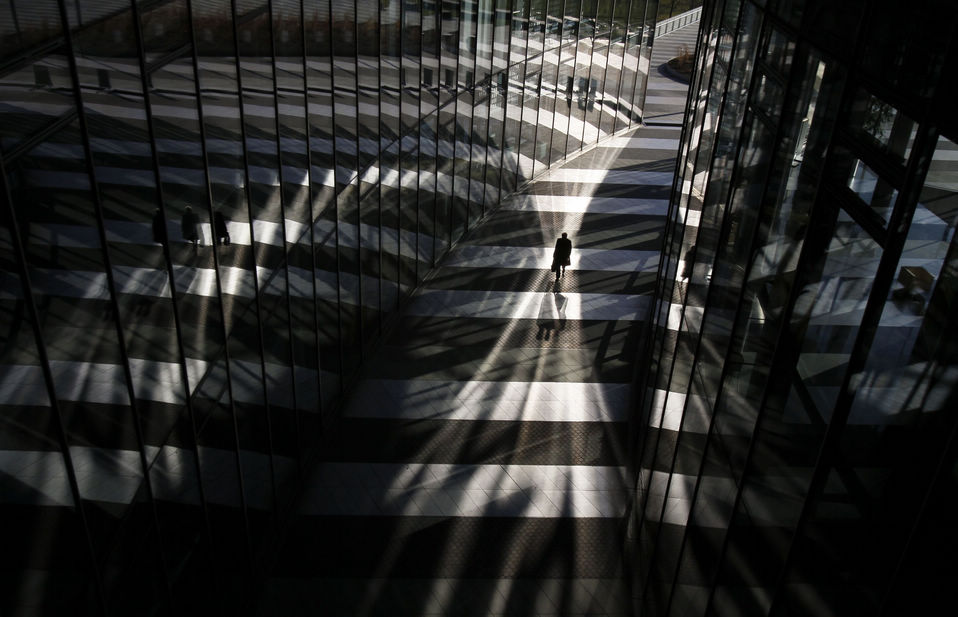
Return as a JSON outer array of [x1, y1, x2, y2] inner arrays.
[[181, 206, 199, 252], [552, 232, 572, 282], [152, 208, 167, 246], [213, 210, 230, 246]]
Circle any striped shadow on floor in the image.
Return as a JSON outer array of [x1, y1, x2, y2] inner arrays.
[[259, 124, 680, 617]]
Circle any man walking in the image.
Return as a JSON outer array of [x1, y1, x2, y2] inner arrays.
[[552, 232, 572, 282]]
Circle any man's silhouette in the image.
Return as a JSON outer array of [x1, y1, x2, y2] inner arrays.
[[552, 232, 572, 282]]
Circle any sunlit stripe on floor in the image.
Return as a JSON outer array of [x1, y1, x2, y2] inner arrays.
[[441, 246, 660, 272], [601, 136, 682, 150], [0, 445, 292, 508], [343, 379, 630, 422], [298, 462, 629, 518], [645, 80, 691, 91], [0, 358, 331, 408], [638, 469, 735, 528], [405, 289, 651, 321], [540, 168, 674, 185], [501, 195, 670, 215], [645, 95, 690, 106]]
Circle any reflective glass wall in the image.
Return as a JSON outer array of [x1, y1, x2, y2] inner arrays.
[[656, 0, 702, 21], [0, 0, 656, 613], [631, 0, 958, 615]]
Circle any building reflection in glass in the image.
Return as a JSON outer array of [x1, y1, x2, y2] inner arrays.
[[0, 0, 658, 612]]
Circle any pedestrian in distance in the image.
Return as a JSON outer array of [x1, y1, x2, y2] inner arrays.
[[152, 208, 167, 246], [213, 210, 230, 246], [181, 206, 199, 252], [551, 232, 572, 282]]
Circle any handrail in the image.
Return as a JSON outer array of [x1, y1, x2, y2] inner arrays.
[[655, 6, 703, 38]]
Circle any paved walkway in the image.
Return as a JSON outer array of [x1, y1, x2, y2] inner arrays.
[[644, 22, 700, 125], [258, 120, 682, 615], [256, 22, 698, 617]]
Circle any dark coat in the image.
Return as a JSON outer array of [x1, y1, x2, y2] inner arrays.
[[181, 209, 199, 241], [152, 210, 167, 244], [553, 236, 572, 265], [214, 212, 229, 238]]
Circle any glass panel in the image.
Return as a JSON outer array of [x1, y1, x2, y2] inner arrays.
[[528, 0, 546, 53], [337, 184, 362, 376], [458, 0, 477, 90], [518, 52, 540, 181], [848, 90, 918, 165], [492, 2, 510, 74], [399, 124, 419, 290], [563, 0, 581, 45], [501, 61, 522, 195], [418, 113, 438, 269], [569, 21, 592, 152], [380, 142, 401, 314], [0, 50, 75, 157], [537, 37, 558, 171], [714, 219, 882, 617], [776, 137, 958, 617], [789, 219, 882, 422], [511, 0, 529, 59], [545, 0, 563, 50], [476, 0, 494, 85], [440, 0, 460, 107], [434, 107, 455, 256], [1, 166, 90, 612], [847, 136, 958, 424], [358, 175, 381, 343], [846, 156, 899, 225], [451, 88, 472, 241], [600, 33, 620, 136], [304, 0, 341, 405], [1, 0, 60, 55], [595, 0, 612, 35], [401, 2, 423, 288], [554, 44, 575, 158], [582, 35, 604, 146], [357, 4, 380, 172], [485, 86, 503, 208], [580, 0, 597, 39], [5, 121, 161, 608], [470, 88, 489, 222], [422, 2, 441, 99]]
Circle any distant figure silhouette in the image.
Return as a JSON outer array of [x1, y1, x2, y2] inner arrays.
[[552, 232, 572, 282], [181, 206, 199, 251], [213, 210, 230, 246], [152, 208, 167, 246]]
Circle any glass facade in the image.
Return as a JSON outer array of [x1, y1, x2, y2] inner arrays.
[[0, 0, 658, 613], [632, 1, 958, 615]]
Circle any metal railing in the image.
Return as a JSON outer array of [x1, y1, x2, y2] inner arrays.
[[655, 6, 703, 38]]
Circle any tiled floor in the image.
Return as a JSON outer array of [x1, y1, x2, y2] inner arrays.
[[253, 22, 698, 617], [256, 121, 690, 617]]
